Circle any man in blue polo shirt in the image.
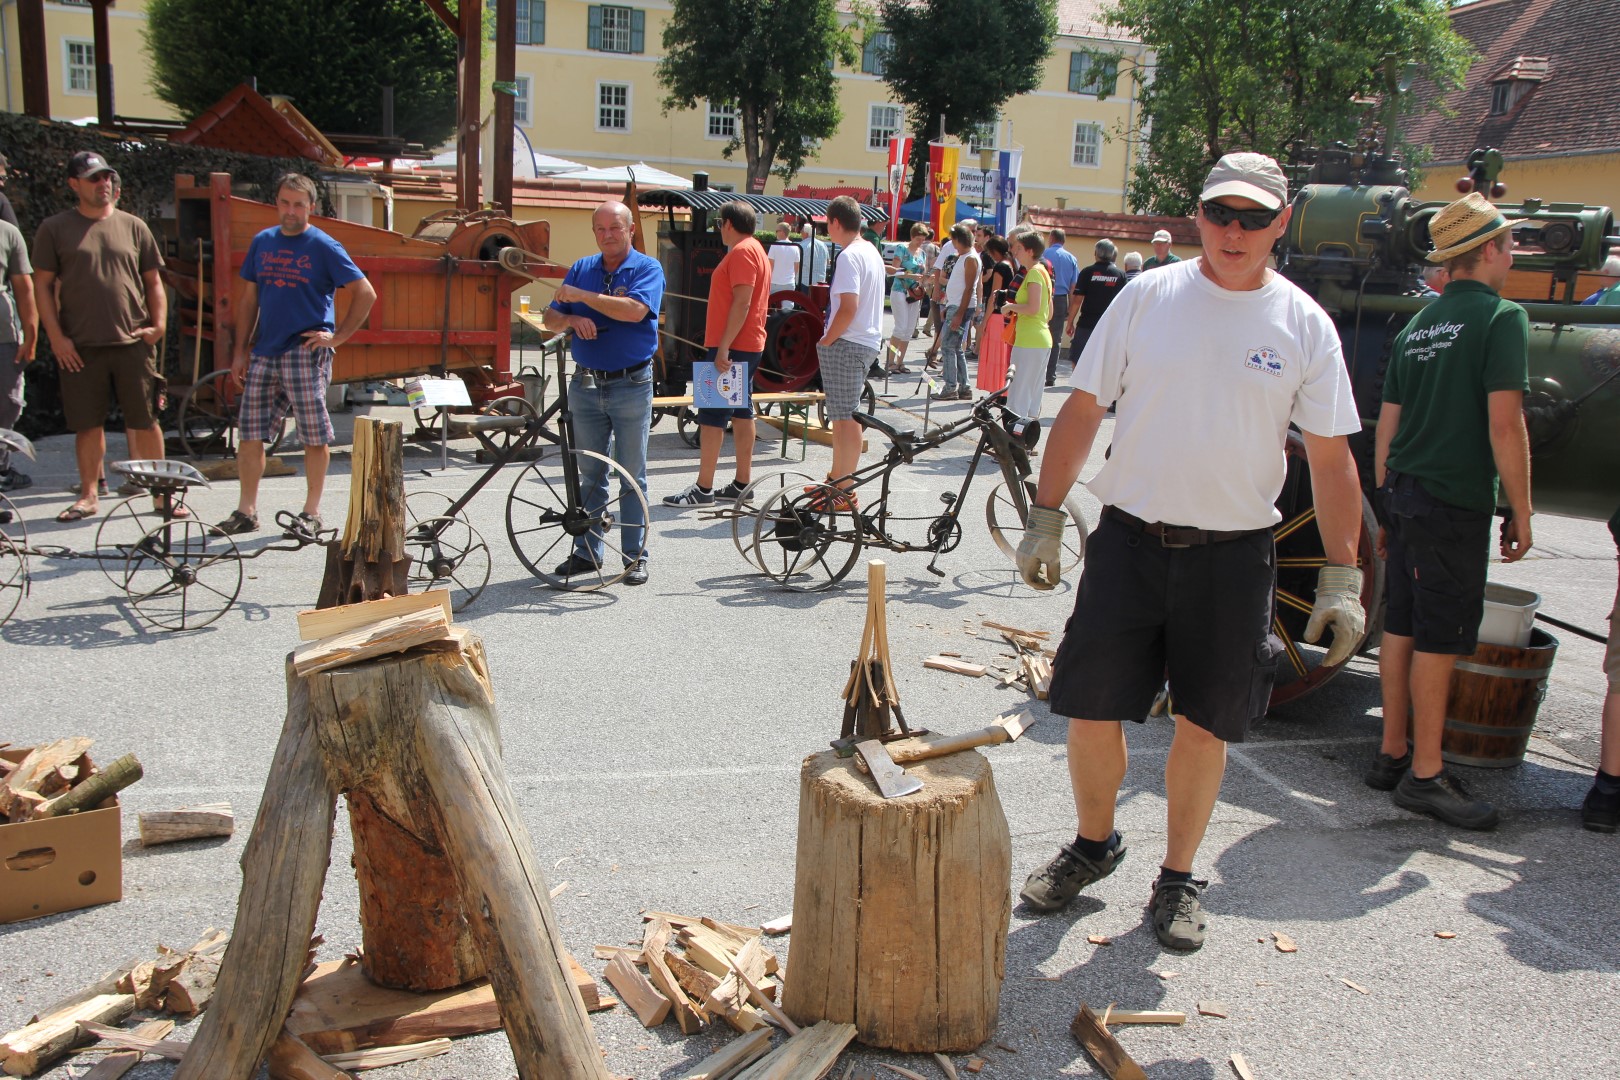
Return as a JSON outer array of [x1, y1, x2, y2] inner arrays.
[[1044, 228, 1080, 385], [543, 200, 665, 585]]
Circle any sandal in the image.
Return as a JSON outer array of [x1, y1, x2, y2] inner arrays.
[[56, 502, 98, 522]]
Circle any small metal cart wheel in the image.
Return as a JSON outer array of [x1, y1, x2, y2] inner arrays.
[[750, 484, 863, 591], [405, 489, 456, 525], [121, 518, 242, 631], [178, 369, 286, 458], [730, 470, 818, 571], [504, 449, 650, 592], [404, 514, 491, 613], [984, 480, 1090, 574], [0, 491, 27, 552], [476, 396, 541, 457], [95, 497, 166, 587], [676, 406, 723, 449], [0, 529, 28, 627]]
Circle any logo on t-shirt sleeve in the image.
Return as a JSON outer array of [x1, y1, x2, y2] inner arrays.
[[1244, 346, 1286, 377]]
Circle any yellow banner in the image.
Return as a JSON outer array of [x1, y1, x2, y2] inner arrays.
[[930, 142, 959, 240]]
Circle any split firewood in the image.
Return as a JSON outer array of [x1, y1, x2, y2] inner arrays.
[[564, 951, 614, 1012], [138, 804, 235, 846], [1230, 1052, 1257, 1080], [1020, 654, 1052, 700], [324, 1038, 450, 1070], [923, 656, 988, 678], [643, 918, 706, 1035], [1069, 1003, 1148, 1080], [592, 944, 645, 963], [663, 948, 720, 1016], [642, 910, 759, 938], [760, 914, 791, 936], [1271, 931, 1297, 953], [982, 620, 1049, 640], [295, 590, 451, 641], [675, 1027, 773, 1080], [164, 952, 223, 1016], [934, 1052, 960, 1080], [704, 937, 768, 1018], [290, 607, 451, 677], [733, 1021, 856, 1080], [268, 1028, 353, 1080], [77, 1021, 189, 1061], [604, 953, 672, 1028], [1104, 1010, 1186, 1026], [116, 961, 161, 1011], [0, 994, 135, 1076], [80, 1018, 176, 1080], [2, 738, 93, 821], [725, 954, 798, 1036], [38, 754, 142, 818]]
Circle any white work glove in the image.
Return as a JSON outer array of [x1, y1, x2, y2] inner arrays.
[[1017, 505, 1067, 591], [1304, 564, 1366, 667]]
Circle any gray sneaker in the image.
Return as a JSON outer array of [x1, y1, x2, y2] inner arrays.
[[1393, 770, 1500, 830], [1018, 837, 1127, 912], [662, 483, 715, 508], [1149, 876, 1210, 951]]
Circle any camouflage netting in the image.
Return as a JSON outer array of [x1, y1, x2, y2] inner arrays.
[[0, 111, 330, 438]]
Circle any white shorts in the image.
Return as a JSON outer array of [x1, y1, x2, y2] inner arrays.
[[890, 289, 921, 339]]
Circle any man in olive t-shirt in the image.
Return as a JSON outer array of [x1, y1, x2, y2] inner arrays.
[[1369, 192, 1532, 831], [33, 151, 170, 522]]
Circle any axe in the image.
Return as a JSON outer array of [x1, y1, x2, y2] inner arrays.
[[853, 712, 1038, 798]]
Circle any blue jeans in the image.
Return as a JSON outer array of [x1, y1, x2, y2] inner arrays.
[[568, 365, 652, 564], [940, 304, 969, 389]]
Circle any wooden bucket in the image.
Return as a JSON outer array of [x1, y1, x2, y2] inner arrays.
[[1442, 627, 1559, 768]]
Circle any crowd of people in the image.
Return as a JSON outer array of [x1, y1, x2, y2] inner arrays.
[[2, 148, 1615, 959]]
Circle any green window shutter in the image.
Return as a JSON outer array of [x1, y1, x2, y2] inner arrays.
[[1100, 60, 1117, 98], [630, 9, 645, 54], [862, 37, 876, 74], [535, 0, 545, 45], [1068, 51, 1082, 93], [588, 4, 602, 50]]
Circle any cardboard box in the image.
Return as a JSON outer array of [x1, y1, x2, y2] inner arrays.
[[1, 750, 123, 924]]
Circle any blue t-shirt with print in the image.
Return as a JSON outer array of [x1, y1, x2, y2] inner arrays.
[[549, 248, 664, 371], [240, 225, 365, 357]]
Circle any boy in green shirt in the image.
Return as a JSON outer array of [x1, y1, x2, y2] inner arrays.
[[1369, 192, 1533, 830]]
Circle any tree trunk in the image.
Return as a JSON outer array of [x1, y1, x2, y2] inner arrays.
[[782, 749, 1011, 1052]]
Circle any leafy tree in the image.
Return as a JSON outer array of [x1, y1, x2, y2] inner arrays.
[[657, 0, 858, 189], [878, 0, 1058, 199], [144, 0, 457, 147], [1105, 0, 1473, 214]]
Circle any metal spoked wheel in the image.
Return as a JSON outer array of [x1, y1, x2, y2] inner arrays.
[[1267, 431, 1383, 708], [0, 530, 28, 627], [985, 480, 1090, 573], [477, 396, 541, 457], [121, 518, 243, 631], [179, 369, 286, 458], [731, 470, 818, 570], [405, 489, 455, 525], [413, 405, 447, 440], [1, 492, 28, 551], [750, 484, 863, 591], [405, 515, 491, 612], [676, 407, 709, 449], [505, 449, 649, 592], [95, 496, 164, 587]]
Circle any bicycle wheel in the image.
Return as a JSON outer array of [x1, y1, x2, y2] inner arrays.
[[122, 519, 242, 631], [0, 530, 27, 627], [751, 484, 862, 591], [731, 470, 817, 571], [95, 496, 163, 587], [405, 514, 491, 613], [985, 480, 1089, 573], [179, 370, 286, 458], [505, 449, 649, 591]]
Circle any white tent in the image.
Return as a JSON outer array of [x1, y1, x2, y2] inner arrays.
[[552, 162, 693, 189]]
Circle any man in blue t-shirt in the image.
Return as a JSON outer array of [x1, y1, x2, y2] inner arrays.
[[542, 200, 665, 585], [214, 173, 376, 541], [1043, 228, 1080, 385]]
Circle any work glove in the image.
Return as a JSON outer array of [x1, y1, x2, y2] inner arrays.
[[1304, 564, 1366, 667], [1017, 505, 1067, 591]]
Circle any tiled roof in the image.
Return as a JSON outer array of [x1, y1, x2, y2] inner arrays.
[[1022, 207, 1198, 247], [1403, 0, 1620, 165]]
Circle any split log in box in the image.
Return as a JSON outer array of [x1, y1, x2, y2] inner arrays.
[[0, 756, 123, 924], [0, 738, 92, 822], [782, 750, 1011, 1052]]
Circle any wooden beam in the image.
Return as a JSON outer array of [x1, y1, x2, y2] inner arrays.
[[422, 0, 458, 36], [456, 0, 484, 211], [91, 1, 115, 125], [491, 0, 516, 214], [15, 0, 49, 118]]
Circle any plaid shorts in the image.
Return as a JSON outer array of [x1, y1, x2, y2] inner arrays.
[[239, 344, 335, 445], [817, 337, 876, 421]]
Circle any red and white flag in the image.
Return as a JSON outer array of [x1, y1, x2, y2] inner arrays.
[[886, 135, 913, 241]]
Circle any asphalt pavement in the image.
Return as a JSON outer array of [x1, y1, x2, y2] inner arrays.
[[2, 354, 1616, 1080]]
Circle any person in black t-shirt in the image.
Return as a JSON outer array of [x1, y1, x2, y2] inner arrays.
[[1065, 239, 1128, 364]]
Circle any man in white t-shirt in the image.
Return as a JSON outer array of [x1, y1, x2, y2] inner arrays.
[[1014, 153, 1367, 952], [815, 196, 884, 503], [768, 222, 802, 296]]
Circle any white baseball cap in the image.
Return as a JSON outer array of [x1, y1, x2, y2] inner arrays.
[[1200, 152, 1288, 211]]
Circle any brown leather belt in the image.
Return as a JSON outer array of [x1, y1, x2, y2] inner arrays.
[[1102, 506, 1269, 548]]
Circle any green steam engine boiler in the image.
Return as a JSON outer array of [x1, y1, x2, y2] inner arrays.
[[1264, 146, 1618, 703]]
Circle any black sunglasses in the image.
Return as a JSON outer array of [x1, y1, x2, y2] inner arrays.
[[1201, 200, 1282, 231]]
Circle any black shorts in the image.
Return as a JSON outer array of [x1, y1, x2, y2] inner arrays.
[[1048, 511, 1282, 743], [1378, 472, 1491, 654]]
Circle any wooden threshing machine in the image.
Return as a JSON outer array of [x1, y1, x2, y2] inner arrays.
[[166, 172, 561, 451]]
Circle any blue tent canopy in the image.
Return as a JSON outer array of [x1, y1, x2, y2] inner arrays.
[[896, 196, 990, 223]]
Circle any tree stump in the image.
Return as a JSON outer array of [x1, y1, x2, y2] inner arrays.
[[781, 749, 1011, 1052]]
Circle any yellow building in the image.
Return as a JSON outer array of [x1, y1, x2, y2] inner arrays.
[[508, 0, 1145, 212], [0, 0, 177, 121]]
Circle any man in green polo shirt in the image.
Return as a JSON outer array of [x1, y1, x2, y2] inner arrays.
[[1367, 192, 1533, 830]]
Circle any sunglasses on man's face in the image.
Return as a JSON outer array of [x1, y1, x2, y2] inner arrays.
[[1200, 200, 1282, 231]]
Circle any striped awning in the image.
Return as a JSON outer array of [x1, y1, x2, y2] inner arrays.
[[636, 188, 889, 223]]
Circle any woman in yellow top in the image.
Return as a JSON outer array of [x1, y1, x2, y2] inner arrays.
[[1001, 229, 1053, 419]]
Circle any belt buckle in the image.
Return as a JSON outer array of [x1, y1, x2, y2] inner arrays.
[[1158, 525, 1196, 548]]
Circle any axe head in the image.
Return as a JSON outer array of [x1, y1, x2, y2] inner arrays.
[[855, 739, 923, 799]]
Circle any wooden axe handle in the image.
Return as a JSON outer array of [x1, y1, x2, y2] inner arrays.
[[888, 726, 1010, 764]]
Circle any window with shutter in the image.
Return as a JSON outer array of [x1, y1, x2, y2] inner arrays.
[[1069, 51, 1117, 97], [587, 5, 602, 50], [862, 32, 892, 76], [515, 0, 545, 45], [590, 6, 640, 53]]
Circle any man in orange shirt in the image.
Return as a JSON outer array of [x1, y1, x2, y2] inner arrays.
[[665, 200, 770, 506]]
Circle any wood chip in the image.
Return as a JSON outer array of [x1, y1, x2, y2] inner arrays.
[[1230, 1052, 1256, 1080], [875, 1064, 929, 1080], [761, 914, 792, 936], [1197, 1000, 1228, 1018], [965, 1058, 986, 1074], [923, 656, 988, 678], [1271, 931, 1297, 953], [1435, 931, 1456, 939], [994, 1042, 1017, 1054], [1339, 978, 1369, 995], [1104, 1010, 1186, 1026], [549, 881, 569, 899], [1156, 971, 1179, 980], [1069, 1003, 1148, 1080], [1086, 935, 1112, 946], [934, 1052, 960, 1080]]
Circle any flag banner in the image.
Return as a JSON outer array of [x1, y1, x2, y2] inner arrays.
[[928, 142, 960, 240], [887, 136, 913, 241], [996, 149, 1023, 236]]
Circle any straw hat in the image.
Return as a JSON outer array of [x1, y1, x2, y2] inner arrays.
[[1426, 192, 1524, 263]]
